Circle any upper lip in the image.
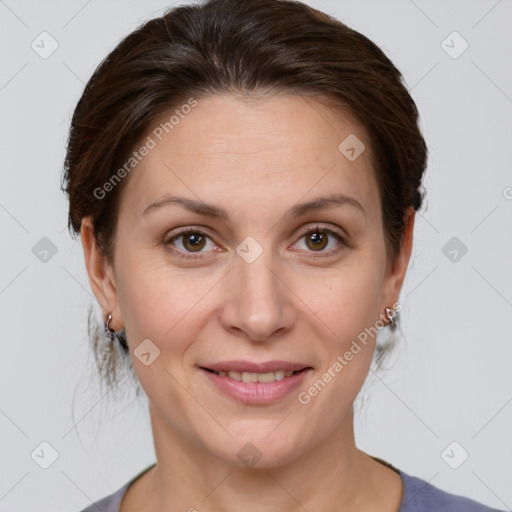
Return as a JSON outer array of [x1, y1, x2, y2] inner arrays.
[[201, 360, 311, 373]]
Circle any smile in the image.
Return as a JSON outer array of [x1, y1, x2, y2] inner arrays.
[[199, 366, 312, 404], [204, 368, 301, 383]]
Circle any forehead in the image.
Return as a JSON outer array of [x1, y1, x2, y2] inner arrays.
[[118, 93, 379, 222]]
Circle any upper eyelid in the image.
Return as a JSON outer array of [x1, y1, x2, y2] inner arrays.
[[295, 224, 345, 239]]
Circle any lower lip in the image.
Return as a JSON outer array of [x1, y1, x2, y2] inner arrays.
[[200, 368, 311, 405]]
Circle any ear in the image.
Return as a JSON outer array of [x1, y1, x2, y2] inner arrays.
[[380, 206, 415, 313], [80, 217, 124, 331]]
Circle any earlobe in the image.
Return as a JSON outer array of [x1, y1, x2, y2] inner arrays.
[[80, 217, 123, 330]]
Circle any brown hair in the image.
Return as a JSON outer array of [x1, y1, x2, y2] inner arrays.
[[61, 0, 427, 394]]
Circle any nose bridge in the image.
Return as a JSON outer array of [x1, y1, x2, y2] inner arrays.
[[238, 239, 278, 298], [221, 234, 294, 340]]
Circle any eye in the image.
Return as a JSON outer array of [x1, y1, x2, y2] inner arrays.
[[164, 227, 218, 259], [164, 224, 348, 261], [291, 224, 347, 256]]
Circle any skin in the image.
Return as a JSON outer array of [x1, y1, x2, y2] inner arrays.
[[81, 93, 415, 511]]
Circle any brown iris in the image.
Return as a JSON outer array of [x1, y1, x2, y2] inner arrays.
[[305, 231, 328, 251], [183, 232, 206, 252]]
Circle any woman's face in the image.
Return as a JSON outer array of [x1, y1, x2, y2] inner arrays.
[[85, 93, 413, 468]]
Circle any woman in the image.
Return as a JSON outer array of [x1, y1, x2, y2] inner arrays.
[[62, 0, 506, 510]]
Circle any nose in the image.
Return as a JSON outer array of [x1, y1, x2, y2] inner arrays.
[[219, 243, 296, 343]]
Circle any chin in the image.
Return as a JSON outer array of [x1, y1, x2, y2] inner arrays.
[[203, 424, 308, 470]]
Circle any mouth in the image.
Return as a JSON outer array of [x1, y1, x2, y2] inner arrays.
[[198, 361, 312, 404], [201, 367, 308, 383]]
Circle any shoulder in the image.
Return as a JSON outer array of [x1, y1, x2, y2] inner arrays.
[[399, 470, 507, 512], [78, 483, 127, 512], [78, 463, 156, 512]]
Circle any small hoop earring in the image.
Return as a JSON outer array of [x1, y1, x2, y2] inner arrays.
[[104, 313, 129, 352], [385, 307, 398, 331], [105, 313, 116, 341]]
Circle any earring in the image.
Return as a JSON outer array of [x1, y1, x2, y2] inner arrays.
[[104, 313, 129, 352], [385, 307, 398, 331], [105, 313, 116, 341]]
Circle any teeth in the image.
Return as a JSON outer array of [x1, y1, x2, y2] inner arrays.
[[257, 371, 276, 383], [242, 372, 258, 383], [214, 369, 301, 382]]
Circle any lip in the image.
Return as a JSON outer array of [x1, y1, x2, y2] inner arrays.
[[201, 360, 310, 373], [199, 365, 312, 405]]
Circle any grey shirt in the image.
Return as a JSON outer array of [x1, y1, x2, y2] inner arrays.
[[79, 458, 507, 511]]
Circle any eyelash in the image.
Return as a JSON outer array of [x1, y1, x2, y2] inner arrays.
[[163, 225, 348, 260]]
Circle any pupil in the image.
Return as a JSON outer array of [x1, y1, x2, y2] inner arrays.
[[308, 231, 327, 251], [185, 233, 205, 251]]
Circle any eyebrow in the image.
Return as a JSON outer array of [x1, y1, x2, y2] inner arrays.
[[142, 193, 366, 219]]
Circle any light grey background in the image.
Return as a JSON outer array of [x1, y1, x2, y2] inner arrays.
[[1, 0, 511, 511]]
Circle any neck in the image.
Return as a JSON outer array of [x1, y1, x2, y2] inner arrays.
[[146, 403, 382, 512]]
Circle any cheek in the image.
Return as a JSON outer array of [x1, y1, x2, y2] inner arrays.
[[114, 251, 184, 343], [115, 251, 221, 359], [293, 268, 383, 425], [113, 254, 203, 420], [294, 261, 384, 343]]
